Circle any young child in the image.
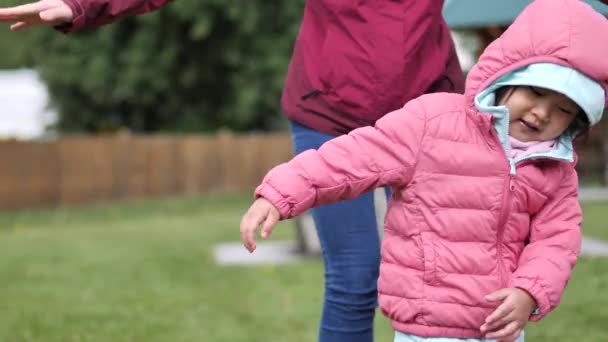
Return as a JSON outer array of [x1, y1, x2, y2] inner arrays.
[[240, 0, 608, 341]]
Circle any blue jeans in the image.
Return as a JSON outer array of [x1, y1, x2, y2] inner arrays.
[[290, 120, 382, 342]]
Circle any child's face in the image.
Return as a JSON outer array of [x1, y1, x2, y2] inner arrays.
[[500, 86, 581, 142]]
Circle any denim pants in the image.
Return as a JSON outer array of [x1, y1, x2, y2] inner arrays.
[[290, 120, 382, 342]]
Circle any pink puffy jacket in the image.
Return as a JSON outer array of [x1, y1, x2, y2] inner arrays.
[[256, 0, 608, 338]]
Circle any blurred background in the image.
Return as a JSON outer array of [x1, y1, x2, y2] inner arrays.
[[0, 1, 607, 341]]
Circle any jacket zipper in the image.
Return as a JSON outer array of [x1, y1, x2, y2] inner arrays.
[[496, 173, 514, 287], [484, 107, 572, 287]]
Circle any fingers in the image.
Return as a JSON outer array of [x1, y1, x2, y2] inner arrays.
[[240, 199, 280, 253], [10, 21, 29, 31], [39, 7, 72, 23], [480, 311, 512, 334], [485, 321, 521, 339], [240, 208, 265, 253], [0, 1, 73, 28], [483, 301, 513, 327], [260, 209, 279, 238], [482, 288, 515, 333], [0, 2, 45, 19]]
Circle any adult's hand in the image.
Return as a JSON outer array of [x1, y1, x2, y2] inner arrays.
[[0, 0, 73, 31]]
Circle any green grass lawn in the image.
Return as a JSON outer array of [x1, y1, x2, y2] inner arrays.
[[0, 193, 607, 342]]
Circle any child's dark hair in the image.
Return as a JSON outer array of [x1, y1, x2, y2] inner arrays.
[[571, 110, 591, 144], [493, 86, 592, 146]]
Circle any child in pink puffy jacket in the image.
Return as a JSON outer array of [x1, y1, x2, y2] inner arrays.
[[241, 0, 608, 341]]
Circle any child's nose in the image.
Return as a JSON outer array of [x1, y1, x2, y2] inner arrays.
[[533, 102, 552, 122]]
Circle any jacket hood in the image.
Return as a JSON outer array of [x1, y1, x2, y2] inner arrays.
[[465, 0, 608, 118], [481, 63, 604, 126]]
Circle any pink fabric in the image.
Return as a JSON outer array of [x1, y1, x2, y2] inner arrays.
[[256, 0, 608, 338], [508, 137, 556, 160]]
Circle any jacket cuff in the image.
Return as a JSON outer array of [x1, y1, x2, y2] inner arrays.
[[511, 277, 551, 321], [254, 183, 292, 220], [54, 0, 85, 33]]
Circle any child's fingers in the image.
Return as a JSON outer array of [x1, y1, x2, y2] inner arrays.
[[484, 321, 520, 339], [480, 312, 513, 334], [239, 210, 265, 252], [484, 301, 513, 326], [260, 210, 279, 238], [239, 199, 279, 252]]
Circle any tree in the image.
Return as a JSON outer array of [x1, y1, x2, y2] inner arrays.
[[25, 0, 304, 133]]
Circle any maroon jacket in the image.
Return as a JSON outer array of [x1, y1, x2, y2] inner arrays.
[[62, 0, 464, 135], [283, 1, 464, 135], [61, 0, 171, 31]]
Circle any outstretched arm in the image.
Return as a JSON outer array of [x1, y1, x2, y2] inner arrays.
[[0, 0, 172, 32], [0, 0, 73, 30], [240, 99, 428, 251]]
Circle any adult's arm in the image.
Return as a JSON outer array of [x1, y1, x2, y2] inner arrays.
[[0, 0, 173, 32], [61, 0, 173, 31]]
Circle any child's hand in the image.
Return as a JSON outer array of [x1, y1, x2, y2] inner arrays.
[[480, 287, 537, 341], [240, 198, 280, 253]]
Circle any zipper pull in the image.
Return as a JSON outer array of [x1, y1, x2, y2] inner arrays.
[[509, 176, 515, 191]]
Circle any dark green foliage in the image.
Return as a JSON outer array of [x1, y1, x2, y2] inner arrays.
[[5, 1, 305, 133]]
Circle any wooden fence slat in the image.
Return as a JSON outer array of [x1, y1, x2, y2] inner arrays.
[[0, 131, 599, 210], [57, 136, 115, 205], [0, 141, 59, 209]]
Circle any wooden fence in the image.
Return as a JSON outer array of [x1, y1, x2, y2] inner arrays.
[[0, 131, 606, 210], [0, 132, 293, 210]]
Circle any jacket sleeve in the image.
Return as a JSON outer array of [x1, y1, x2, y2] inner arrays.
[[59, 0, 172, 32], [255, 99, 427, 219], [510, 167, 582, 321]]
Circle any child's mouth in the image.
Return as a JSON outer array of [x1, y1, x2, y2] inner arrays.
[[519, 119, 540, 131]]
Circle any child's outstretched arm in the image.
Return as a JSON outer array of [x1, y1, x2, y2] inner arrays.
[[240, 99, 427, 251], [507, 169, 582, 319]]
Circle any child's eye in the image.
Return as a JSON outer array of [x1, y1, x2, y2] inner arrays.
[[559, 107, 575, 115]]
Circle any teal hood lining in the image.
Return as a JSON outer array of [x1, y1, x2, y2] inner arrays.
[[475, 87, 575, 167], [473, 64, 593, 173], [472, 62, 605, 171]]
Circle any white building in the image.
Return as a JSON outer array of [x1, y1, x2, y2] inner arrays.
[[0, 68, 56, 140]]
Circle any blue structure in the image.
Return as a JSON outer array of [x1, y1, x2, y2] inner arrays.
[[444, 0, 608, 28]]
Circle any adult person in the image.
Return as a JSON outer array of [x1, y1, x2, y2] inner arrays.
[[0, 1, 464, 341]]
